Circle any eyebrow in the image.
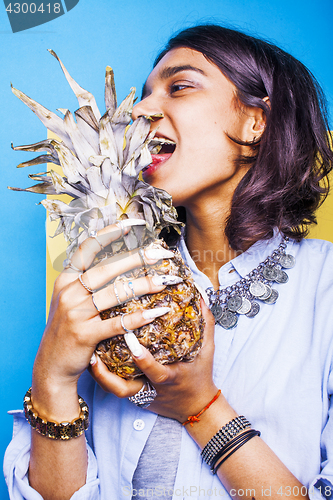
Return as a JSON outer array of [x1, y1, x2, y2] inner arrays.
[[141, 64, 206, 98]]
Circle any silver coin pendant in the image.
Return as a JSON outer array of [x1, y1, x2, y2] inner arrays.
[[264, 288, 279, 304], [227, 295, 242, 312], [246, 301, 260, 318], [262, 266, 278, 281], [219, 310, 238, 329], [259, 284, 272, 301], [249, 281, 266, 297], [275, 269, 289, 284], [211, 303, 223, 322], [237, 298, 252, 315], [279, 254, 295, 269]]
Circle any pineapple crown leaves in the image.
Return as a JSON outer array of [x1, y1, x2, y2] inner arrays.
[[8, 50, 182, 257]]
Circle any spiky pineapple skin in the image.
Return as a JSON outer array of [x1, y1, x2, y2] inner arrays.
[[96, 241, 204, 379], [9, 51, 205, 380]]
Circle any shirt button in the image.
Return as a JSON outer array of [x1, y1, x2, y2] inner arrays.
[[133, 419, 145, 431]]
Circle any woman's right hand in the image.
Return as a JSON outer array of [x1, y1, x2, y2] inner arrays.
[[31, 220, 175, 420]]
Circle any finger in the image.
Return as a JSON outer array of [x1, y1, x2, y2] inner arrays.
[[88, 353, 144, 397], [69, 219, 146, 273], [124, 336, 172, 386], [82, 246, 176, 292], [78, 305, 171, 345], [60, 223, 134, 288], [69, 223, 128, 272], [59, 258, 175, 314], [71, 222, 176, 275], [91, 274, 182, 311], [200, 298, 215, 346]]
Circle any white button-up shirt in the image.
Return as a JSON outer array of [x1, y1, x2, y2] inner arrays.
[[4, 233, 333, 499]]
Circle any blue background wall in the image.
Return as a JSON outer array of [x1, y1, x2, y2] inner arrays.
[[1, 1, 332, 497]]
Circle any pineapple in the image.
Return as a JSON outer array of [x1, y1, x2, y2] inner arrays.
[[9, 50, 204, 379]]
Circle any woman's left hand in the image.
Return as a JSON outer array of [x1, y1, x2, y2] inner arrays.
[[89, 298, 218, 422]]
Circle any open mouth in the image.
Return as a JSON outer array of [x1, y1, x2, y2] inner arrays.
[[149, 137, 177, 155], [142, 137, 176, 177]]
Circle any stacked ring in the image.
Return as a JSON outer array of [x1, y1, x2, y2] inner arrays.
[[78, 273, 94, 294], [128, 381, 157, 408], [119, 279, 130, 300], [63, 259, 83, 273], [128, 281, 136, 299], [120, 313, 133, 333], [91, 294, 100, 312], [117, 220, 126, 237], [138, 247, 148, 274], [88, 230, 104, 251], [113, 282, 121, 304]]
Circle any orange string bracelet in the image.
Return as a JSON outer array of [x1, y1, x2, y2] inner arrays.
[[182, 389, 221, 427]]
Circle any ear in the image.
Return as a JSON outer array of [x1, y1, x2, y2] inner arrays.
[[241, 97, 270, 143]]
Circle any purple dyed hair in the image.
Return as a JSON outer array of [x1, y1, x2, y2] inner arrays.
[[156, 25, 333, 251]]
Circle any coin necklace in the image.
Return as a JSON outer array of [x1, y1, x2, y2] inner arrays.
[[205, 236, 295, 330]]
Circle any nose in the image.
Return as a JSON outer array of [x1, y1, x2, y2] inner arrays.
[[132, 95, 163, 123]]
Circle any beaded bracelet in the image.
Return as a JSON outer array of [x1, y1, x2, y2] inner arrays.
[[212, 429, 261, 474], [23, 387, 89, 440], [201, 415, 251, 466]]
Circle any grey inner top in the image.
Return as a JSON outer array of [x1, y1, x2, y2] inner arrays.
[[131, 415, 182, 500]]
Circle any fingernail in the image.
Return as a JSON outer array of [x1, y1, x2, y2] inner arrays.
[[90, 353, 97, 365], [152, 275, 183, 286], [144, 248, 175, 261], [193, 282, 210, 306], [142, 307, 171, 320], [118, 218, 146, 229], [124, 332, 144, 358]]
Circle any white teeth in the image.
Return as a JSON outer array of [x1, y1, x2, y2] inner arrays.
[[152, 275, 183, 286], [145, 248, 175, 261], [142, 307, 171, 319], [150, 138, 176, 146], [148, 138, 176, 152], [124, 332, 143, 358]]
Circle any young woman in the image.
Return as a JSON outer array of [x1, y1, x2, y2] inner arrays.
[[4, 25, 333, 500]]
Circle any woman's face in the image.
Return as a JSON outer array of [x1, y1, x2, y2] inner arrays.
[[132, 47, 256, 208]]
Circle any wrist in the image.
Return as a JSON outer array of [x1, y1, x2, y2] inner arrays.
[[185, 392, 238, 449], [24, 387, 89, 440], [182, 389, 222, 427], [31, 377, 80, 423], [177, 383, 219, 423]]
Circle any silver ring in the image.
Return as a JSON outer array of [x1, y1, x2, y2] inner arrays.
[[116, 220, 125, 237], [119, 279, 130, 300], [92, 294, 101, 312], [113, 282, 121, 305], [63, 258, 82, 273], [138, 247, 148, 272], [128, 281, 136, 299], [120, 313, 133, 333], [78, 273, 94, 293], [89, 230, 104, 251], [128, 381, 157, 408]]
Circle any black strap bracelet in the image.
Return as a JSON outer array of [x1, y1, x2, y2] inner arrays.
[[213, 429, 261, 474], [210, 428, 255, 470]]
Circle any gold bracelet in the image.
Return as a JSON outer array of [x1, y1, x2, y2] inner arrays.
[[23, 387, 89, 440]]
